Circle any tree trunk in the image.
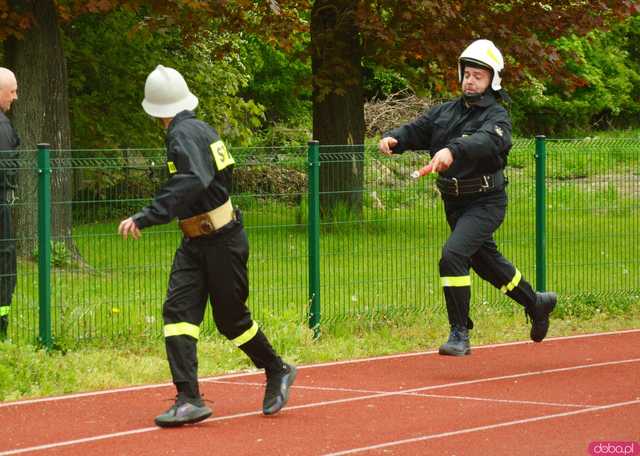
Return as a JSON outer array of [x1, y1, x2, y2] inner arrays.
[[4, 0, 74, 258], [311, 0, 365, 217]]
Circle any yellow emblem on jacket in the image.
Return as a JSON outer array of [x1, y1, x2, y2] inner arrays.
[[210, 140, 235, 171]]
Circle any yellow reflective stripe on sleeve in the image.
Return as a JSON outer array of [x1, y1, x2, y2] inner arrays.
[[500, 268, 522, 293], [231, 321, 259, 347], [167, 161, 177, 174], [210, 140, 235, 171], [163, 322, 200, 340], [440, 276, 471, 287], [0, 306, 9, 317]]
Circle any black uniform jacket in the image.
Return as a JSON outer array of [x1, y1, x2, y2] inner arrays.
[[0, 111, 20, 191], [133, 110, 233, 229], [383, 91, 512, 180]]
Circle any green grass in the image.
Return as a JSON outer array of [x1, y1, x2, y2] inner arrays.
[[1, 139, 638, 401], [9, 144, 640, 345], [1, 310, 638, 402]]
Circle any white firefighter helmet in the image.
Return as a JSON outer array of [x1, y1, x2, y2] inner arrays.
[[142, 65, 198, 118], [458, 39, 504, 91]]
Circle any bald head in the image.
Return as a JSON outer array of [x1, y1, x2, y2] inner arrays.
[[0, 68, 18, 113]]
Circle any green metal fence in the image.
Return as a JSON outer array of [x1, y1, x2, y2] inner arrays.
[[1, 137, 638, 346]]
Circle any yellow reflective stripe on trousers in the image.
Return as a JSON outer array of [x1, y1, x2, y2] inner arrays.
[[501, 268, 522, 293], [440, 276, 471, 287], [163, 322, 200, 339], [231, 321, 259, 346], [0, 306, 9, 317]]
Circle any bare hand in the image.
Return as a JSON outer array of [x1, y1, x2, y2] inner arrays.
[[428, 147, 454, 173], [379, 137, 398, 156], [118, 217, 141, 240]]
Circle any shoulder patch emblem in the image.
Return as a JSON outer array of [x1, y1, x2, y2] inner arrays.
[[210, 140, 235, 171], [494, 126, 504, 137]]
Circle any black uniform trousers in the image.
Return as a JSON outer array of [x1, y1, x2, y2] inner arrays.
[[162, 218, 280, 399], [0, 199, 16, 315], [439, 189, 537, 328]]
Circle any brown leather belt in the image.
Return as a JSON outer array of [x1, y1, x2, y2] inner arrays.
[[436, 171, 505, 196], [179, 199, 235, 238]]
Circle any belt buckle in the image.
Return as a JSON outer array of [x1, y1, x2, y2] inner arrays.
[[199, 217, 214, 235], [452, 177, 459, 196]]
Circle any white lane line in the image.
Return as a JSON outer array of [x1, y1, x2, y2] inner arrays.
[[0, 427, 160, 456], [1, 357, 636, 455], [322, 399, 640, 456], [208, 379, 592, 409], [2, 328, 638, 409], [412, 393, 591, 409], [209, 357, 639, 401]]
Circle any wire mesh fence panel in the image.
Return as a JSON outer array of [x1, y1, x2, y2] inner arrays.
[[50, 148, 177, 343], [231, 145, 309, 325], [22, 146, 311, 344], [545, 138, 640, 317], [316, 141, 540, 325], [316, 144, 444, 324], [3, 149, 38, 344], [6, 138, 640, 344]]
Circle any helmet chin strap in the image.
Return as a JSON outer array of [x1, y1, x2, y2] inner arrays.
[[463, 89, 512, 106], [463, 90, 486, 105]]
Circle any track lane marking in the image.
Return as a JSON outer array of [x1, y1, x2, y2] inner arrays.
[[322, 399, 640, 455], [208, 379, 593, 408], [2, 329, 639, 409], [1, 357, 637, 455]]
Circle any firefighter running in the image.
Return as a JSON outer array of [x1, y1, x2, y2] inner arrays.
[[379, 39, 557, 356], [118, 65, 296, 427]]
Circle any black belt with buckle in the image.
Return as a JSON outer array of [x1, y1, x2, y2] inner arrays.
[[436, 171, 505, 196]]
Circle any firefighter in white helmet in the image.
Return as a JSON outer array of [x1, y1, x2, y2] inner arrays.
[[379, 40, 557, 356], [118, 65, 296, 427]]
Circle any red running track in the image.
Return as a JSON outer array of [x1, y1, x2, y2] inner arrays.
[[1, 330, 639, 455]]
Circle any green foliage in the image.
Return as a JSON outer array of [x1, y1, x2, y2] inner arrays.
[[233, 165, 307, 201], [31, 241, 74, 268], [240, 36, 311, 125], [64, 10, 264, 148], [239, 36, 313, 147], [511, 16, 640, 135], [363, 63, 411, 100], [249, 120, 311, 147]]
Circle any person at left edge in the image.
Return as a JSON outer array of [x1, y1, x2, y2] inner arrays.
[[0, 67, 20, 342], [118, 65, 297, 428]]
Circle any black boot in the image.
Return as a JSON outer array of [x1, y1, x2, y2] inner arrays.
[[263, 362, 297, 415], [527, 292, 557, 342], [438, 326, 471, 356], [154, 393, 212, 428], [0, 315, 7, 341]]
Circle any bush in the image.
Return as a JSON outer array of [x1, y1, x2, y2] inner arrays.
[[65, 10, 265, 148], [511, 17, 640, 135]]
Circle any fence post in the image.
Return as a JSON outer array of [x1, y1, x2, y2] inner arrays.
[[37, 143, 52, 349], [534, 135, 547, 292], [307, 140, 321, 338]]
